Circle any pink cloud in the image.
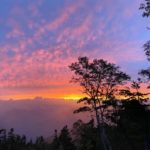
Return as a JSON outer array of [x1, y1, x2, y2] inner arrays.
[[34, 1, 85, 38], [123, 0, 141, 18], [0, 0, 147, 99], [6, 29, 24, 39]]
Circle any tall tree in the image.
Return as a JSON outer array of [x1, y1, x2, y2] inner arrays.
[[139, 0, 150, 83], [69, 56, 130, 150]]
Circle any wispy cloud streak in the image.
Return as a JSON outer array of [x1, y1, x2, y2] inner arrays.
[[0, 0, 148, 98]]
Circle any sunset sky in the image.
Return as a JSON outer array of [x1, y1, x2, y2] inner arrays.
[[0, 0, 149, 100]]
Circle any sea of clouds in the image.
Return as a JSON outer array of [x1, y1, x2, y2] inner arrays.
[[0, 97, 89, 139]]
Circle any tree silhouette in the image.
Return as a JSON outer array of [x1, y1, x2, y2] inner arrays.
[[59, 126, 75, 150], [119, 79, 148, 101], [72, 119, 100, 150], [140, 0, 150, 17], [139, 41, 150, 83], [139, 0, 150, 84], [69, 56, 130, 150], [112, 100, 150, 150], [51, 129, 60, 150]]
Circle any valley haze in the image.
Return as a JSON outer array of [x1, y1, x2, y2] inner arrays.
[[0, 98, 89, 139]]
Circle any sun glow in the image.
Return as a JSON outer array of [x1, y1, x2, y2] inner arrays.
[[63, 95, 82, 100]]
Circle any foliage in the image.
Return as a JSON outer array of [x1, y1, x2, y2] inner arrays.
[[1, 101, 150, 150], [69, 56, 130, 150], [0, 128, 51, 150], [139, 40, 150, 82], [58, 126, 75, 150], [139, 0, 150, 84], [112, 100, 150, 150], [69, 56, 130, 123], [119, 79, 149, 101], [140, 0, 150, 17], [69, 57, 130, 101], [71, 119, 101, 150]]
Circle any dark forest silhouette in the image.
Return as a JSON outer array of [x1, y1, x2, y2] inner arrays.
[[0, 0, 150, 149]]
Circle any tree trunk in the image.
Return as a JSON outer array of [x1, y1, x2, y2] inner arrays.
[[100, 124, 113, 150], [95, 107, 113, 150], [144, 121, 150, 150]]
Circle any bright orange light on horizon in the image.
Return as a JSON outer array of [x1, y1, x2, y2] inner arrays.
[[0, 82, 149, 100], [0, 85, 84, 100], [64, 94, 83, 100]]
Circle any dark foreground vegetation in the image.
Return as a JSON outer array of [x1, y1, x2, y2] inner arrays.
[[0, 99, 149, 150]]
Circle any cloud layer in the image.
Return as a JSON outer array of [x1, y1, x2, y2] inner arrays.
[[0, 0, 149, 98], [0, 98, 89, 139]]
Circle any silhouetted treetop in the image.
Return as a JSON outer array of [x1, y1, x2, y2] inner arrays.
[[120, 79, 149, 101], [143, 41, 150, 60], [140, 0, 150, 17], [69, 56, 130, 100], [69, 56, 130, 150], [139, 0, 150, 87]]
